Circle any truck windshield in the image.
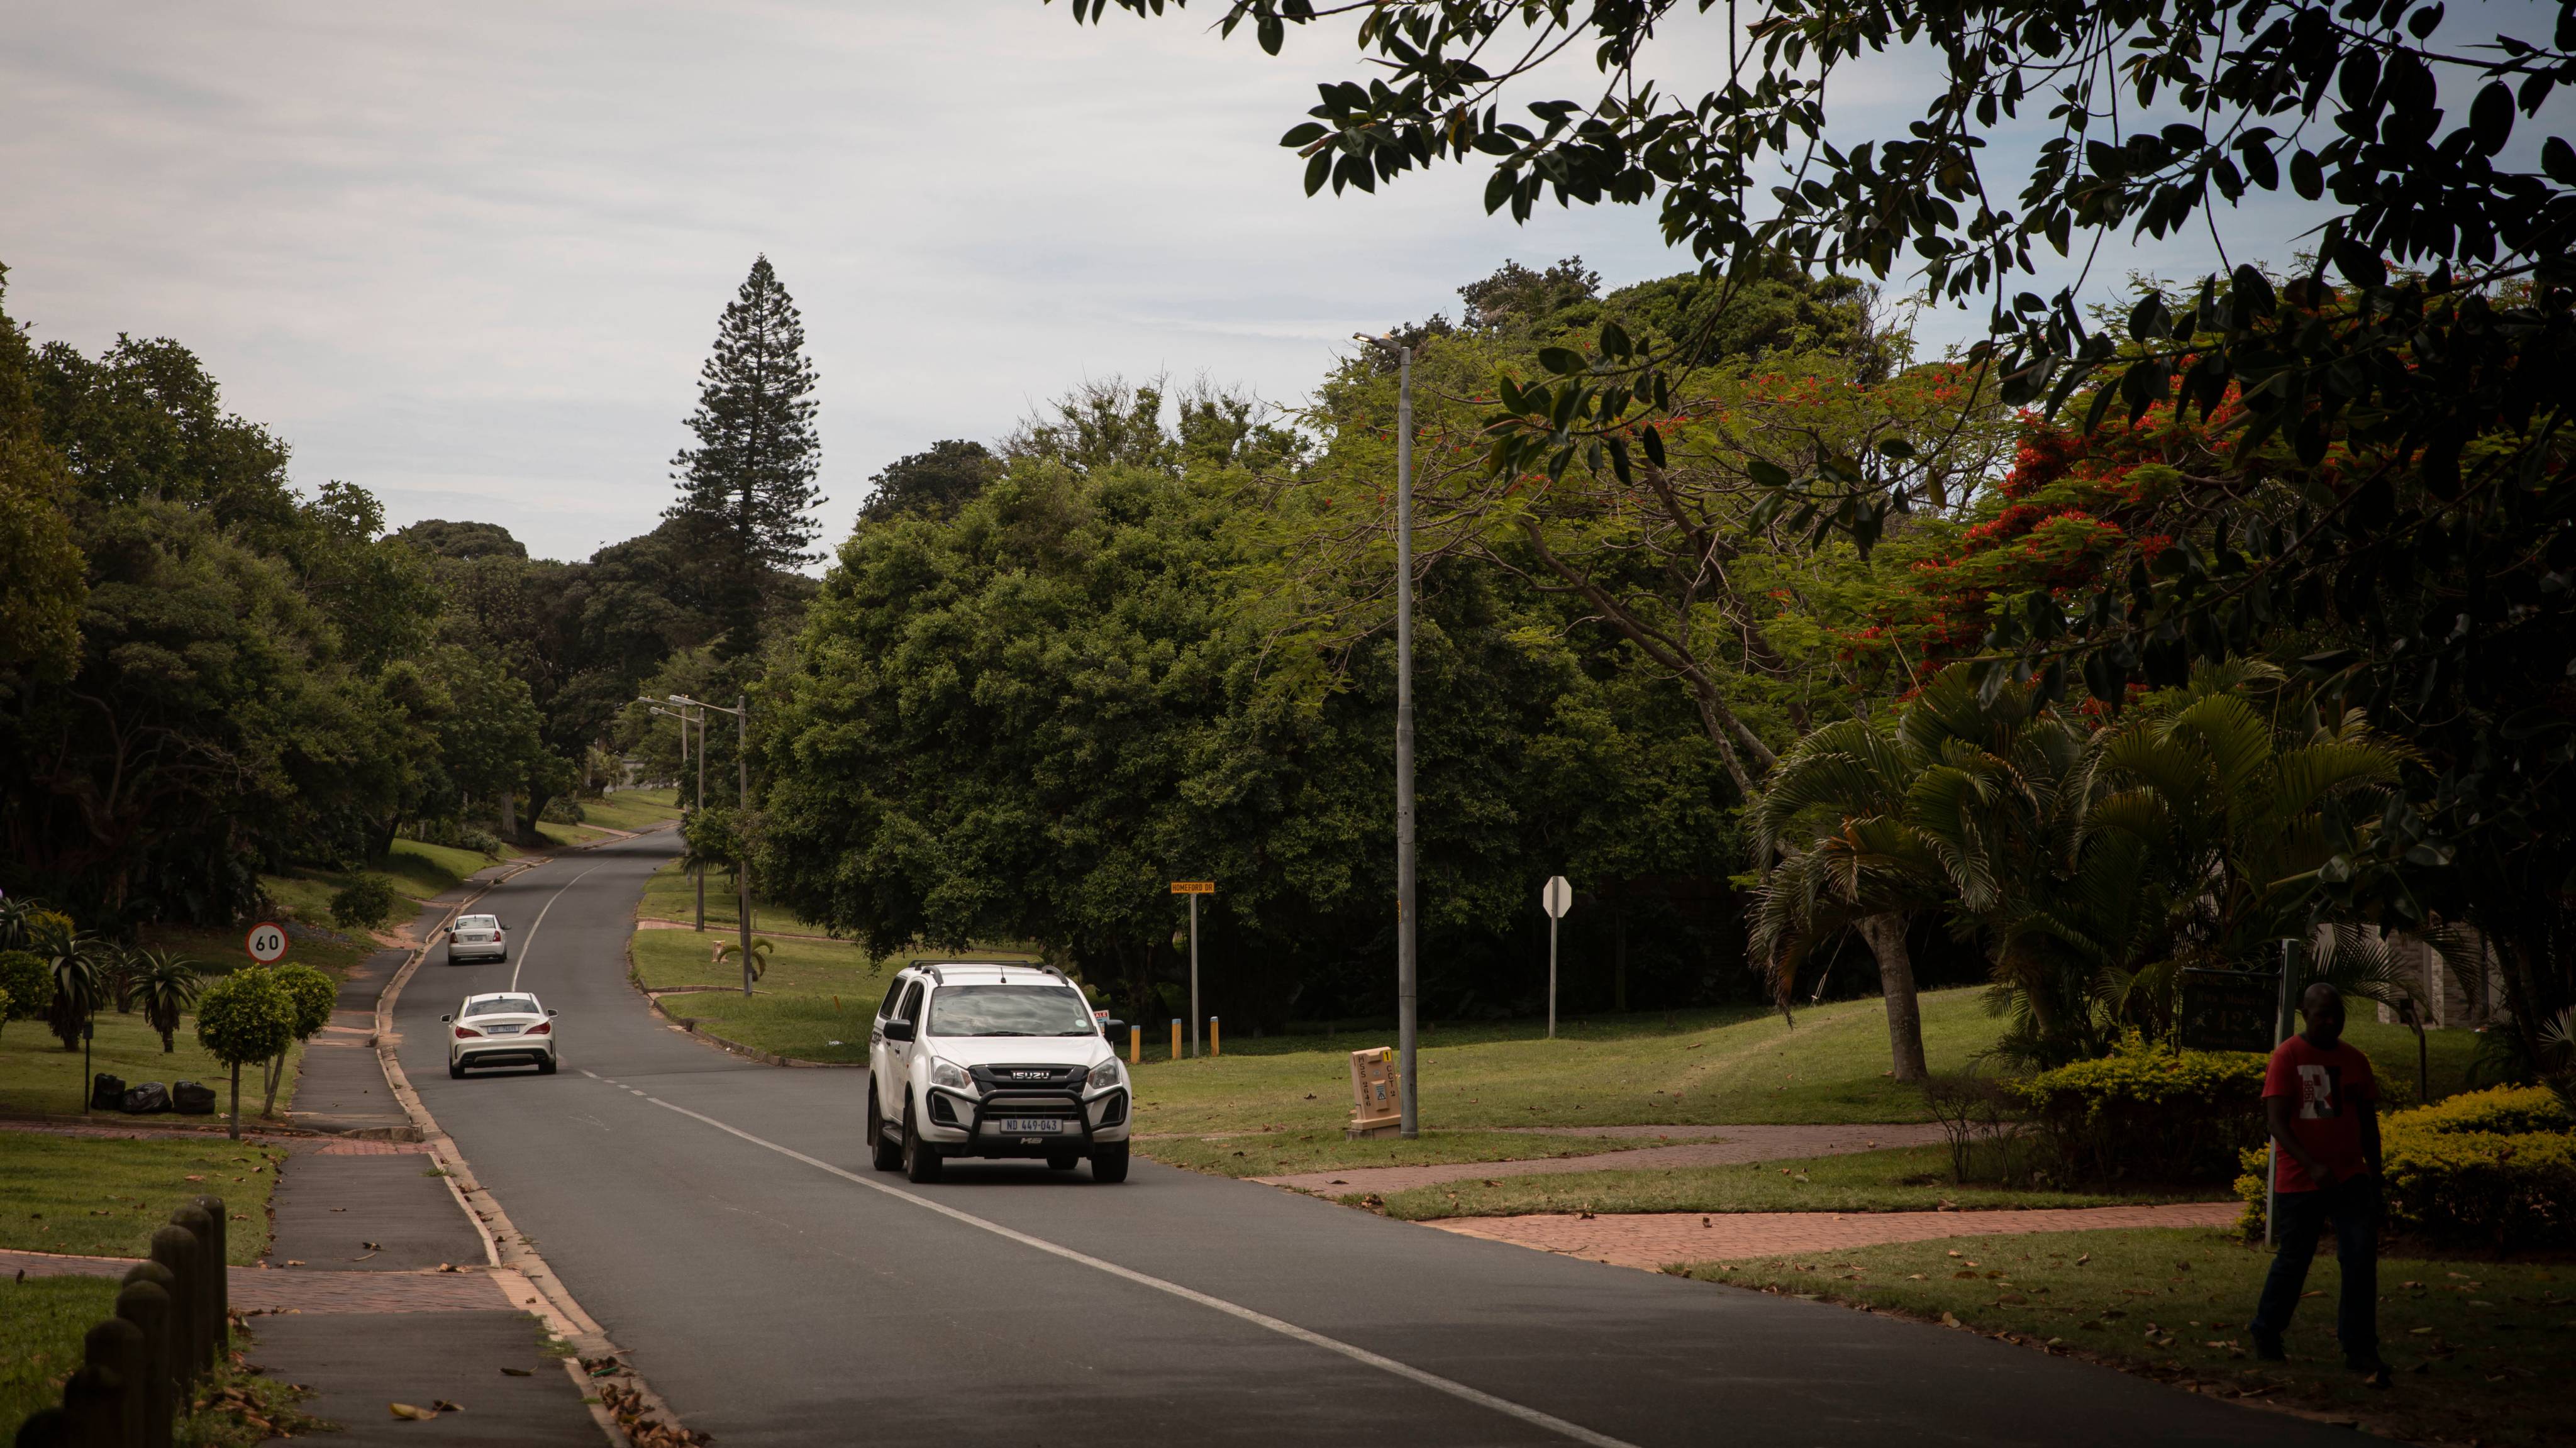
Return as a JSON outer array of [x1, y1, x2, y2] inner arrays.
[[925, 985, 1095, 1037]]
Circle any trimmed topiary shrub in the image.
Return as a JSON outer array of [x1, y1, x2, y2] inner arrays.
[[196, 968, 295, 1140], [330, 874, 399, 931], [2014, 1034, 2266, 1185]]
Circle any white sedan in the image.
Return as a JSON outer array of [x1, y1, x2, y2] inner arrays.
[[446, 914, 508, 964], [443, 992, 558, 1078]]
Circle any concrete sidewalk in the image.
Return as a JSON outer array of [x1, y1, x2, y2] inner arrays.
[[1255, 1122, 1953, 1195], [1425, 1201, 2246, 1271]]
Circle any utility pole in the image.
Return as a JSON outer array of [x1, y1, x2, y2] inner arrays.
[[1394, 342, 1418, 1140], [671, 694, 755, 996], [645, 698, 708, 930]]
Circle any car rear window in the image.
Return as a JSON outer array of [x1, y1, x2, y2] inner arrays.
[[467, 996, 539, 1017], [458, 917, 498, 930], [925, 985, 1094, 1037]]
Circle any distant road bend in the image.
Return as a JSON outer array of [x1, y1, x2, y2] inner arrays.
[[396, 832, 2351, 1446]]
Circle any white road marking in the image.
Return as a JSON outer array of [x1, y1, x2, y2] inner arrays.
[[641, 1096, 1640, 1448], [508, 865, 604, 990]]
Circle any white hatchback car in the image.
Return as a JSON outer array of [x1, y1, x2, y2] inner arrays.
[[866, 963, 1131, 1183], [442, 992, 557, 1078], [446, 914, 508, 964]]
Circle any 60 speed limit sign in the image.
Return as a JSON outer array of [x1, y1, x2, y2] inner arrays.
[[245, 921, 288, 964]]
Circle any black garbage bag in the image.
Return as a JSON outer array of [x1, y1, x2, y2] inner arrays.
[[121, 1081, 171, 1114], [91, 1073, 127, 1110], [171, 1080, 217, 1115]]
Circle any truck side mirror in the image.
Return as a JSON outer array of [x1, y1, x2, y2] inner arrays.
[[1102, 1019, 1127, 1039], [882, 1019, 916, 1043]]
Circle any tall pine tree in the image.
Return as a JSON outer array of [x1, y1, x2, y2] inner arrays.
[[667, 255, 822, 655]]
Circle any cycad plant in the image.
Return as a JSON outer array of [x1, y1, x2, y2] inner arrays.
[[129, 949, 206, 1053]]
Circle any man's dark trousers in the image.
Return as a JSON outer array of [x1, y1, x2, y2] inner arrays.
[[2251, 1174, 2380, 1361]]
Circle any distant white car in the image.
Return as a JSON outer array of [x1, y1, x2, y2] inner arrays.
[[443, 992, 557, 1078], [447, 914, 507, 964], [865, 961, 1131, 1183]]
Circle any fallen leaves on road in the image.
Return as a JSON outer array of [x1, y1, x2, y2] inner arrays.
[[501, 1367, 535, 1376], [390, 1403, 433, 1420]]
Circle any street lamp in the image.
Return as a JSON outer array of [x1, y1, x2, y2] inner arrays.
[[640, 697, 708, 930], [672, 693, 755, 998], [1357, 331, 1419, 1141]]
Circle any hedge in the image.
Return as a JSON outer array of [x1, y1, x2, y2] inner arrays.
[[2014, 1034, 2266, 1184], [2233, 1085, 2576, 1248]]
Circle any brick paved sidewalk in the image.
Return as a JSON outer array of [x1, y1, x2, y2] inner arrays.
[[2, 1247, 514, 1312], [1255, 1122, 1951, 1196], [1424, 1201, 2244, 1271]]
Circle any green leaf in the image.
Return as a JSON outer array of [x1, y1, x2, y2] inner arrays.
[[1747, 458, 1791, 490], [1597, 321, 1632, 358], [1536, 346, 1587, 376]]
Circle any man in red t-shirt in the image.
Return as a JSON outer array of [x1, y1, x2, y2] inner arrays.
[[2249, 982, 2387, 1384]]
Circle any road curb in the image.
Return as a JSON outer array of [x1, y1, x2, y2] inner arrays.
[[370, 840, 708, 1448]]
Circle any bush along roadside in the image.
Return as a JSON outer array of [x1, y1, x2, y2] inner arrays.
[[2016, 1036, 2265, 1186], [11, 1191, 319, 1446], [2232, 1084, 2576, 1248]]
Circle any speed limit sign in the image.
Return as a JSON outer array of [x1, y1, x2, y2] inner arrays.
[[245, 922, 288, 964]]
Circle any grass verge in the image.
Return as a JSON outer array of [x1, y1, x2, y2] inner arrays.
[[0, 1010, 304, 1122], [1371, 1143, 2218, 1220], [1, 1274, 118, 1440], [0, 1130, 284, 1261], [636, 856, 835, 937], [630, 927, 888, 1064], [1140, 1129, 1661, 1178], [1685, 1227, 2573, 1446], [575, 788, 684, 834]]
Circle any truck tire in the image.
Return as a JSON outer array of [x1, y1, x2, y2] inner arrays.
[[1090, 1141, 1130, 1184], [867, 1077, 902, 1172], [902, 1097, 943, 1184]]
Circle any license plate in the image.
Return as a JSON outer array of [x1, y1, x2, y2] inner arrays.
[[995, 1117, 1067, 1134], [484, 1024, 521, 1034]]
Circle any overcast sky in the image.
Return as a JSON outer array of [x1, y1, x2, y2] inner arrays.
[[4, 1, 2524, 564]]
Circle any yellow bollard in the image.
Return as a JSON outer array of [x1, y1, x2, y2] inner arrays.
[[1129, 1024, 1141, 1066], [1209, 1017, 1220, 1058], [1170, 1019, 1182, 1061]]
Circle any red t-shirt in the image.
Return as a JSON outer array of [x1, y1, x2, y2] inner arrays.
[[2263, 1034, 2377, 1191]]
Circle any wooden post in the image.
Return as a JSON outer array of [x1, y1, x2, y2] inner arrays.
[[115, 1278, 175, 1448], [60, 1365, 125, 1448], [188, 1196, 227, 1354], [1209, 1017, 1220, 1058], [83, 1317, 149, 1448], [170, 1205, 218, 1374], [1168, 1019, 1181, 1063], [148, 1225, 201, 1386], [1128, 1024, 1141, 1066]]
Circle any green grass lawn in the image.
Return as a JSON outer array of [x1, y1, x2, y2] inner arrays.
[[636, 856, 836, 936], [0, 1129, 283, 1261], [629, 927, 891, 1064], [0, 1009, 304, 1122], [254, 834, 505, 936], [1689, 1227, 2574, 1446], [1127, 989, 2004, 1139], [129, 922, 371, 978], [1369, 1142, 2221, 1219], [1141, 1129, 1663, 1178], [1, 1274, 119, 1440], [578, 788, 685, 833]]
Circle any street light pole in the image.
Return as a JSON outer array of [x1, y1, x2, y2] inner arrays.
[[672, 694, 755, 998], [1394, 342, 1418, 1141], [645, 699, 708, 931]]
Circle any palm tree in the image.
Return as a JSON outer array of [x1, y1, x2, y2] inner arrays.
[[1750, 666, 2083, 1080], [129, 949, 206, 1053]]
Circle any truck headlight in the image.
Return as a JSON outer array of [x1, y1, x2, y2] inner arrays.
[[1085, 1058, 1121, 1091], [930, 1058, 972, 1092]]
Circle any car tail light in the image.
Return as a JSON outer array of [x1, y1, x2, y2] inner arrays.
[[527, 1020, 550, 1035], [453, 1026, 482, 1039]]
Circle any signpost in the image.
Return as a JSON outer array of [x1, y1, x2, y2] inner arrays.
[[1172, 882, 1213, 1058], [1541, 876, 1573, 1040], [244, 922, 287, 966]]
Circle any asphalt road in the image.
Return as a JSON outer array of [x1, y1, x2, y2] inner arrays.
[[396, 832, 2349, 1447]]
